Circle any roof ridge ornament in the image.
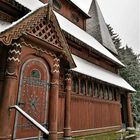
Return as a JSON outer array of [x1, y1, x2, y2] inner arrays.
[[47, 0, 53, 21], [48, 0, 53, 6]]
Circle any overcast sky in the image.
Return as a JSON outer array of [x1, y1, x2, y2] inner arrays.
[[72, 0, 140, 54]]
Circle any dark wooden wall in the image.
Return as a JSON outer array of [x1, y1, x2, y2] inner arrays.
[[57, 93, 121, 133], [71, 95, 121, 131], [58, 93, 65, 132], [41, 0, 86, 29]]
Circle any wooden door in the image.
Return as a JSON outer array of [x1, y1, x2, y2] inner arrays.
[[13, 58, 50, 139]]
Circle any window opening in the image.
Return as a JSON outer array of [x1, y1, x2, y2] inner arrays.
[[30, 69, 40, 79], [72, 77, 78, 93], [81, 79, 86, 94]]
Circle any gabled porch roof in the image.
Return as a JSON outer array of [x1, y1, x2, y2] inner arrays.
[[0, 4, 76, 68]]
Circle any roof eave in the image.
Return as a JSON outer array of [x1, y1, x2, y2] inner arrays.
[[63, 31, 125, 68], [66, 0, 91, 18]]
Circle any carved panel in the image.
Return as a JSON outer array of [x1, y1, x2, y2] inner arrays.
[[14, 58, 50, 139], [5, 43, 22, 77], [28, 19, 61, 48], [0, 7, 47, 45]]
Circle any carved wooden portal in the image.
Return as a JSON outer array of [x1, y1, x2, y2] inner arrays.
[[13, 58, 50, 139]]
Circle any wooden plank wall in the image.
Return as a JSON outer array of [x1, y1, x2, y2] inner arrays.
[[70, 95, 121, 131], [58, 94, 65, 132], [57, 94, 121, 133]]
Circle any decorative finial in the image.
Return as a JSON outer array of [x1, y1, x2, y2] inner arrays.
[[48, 0, 53, 6], [47, 0, 53, 21]]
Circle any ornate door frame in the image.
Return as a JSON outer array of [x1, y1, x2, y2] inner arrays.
[[13, 58, 50, 139]]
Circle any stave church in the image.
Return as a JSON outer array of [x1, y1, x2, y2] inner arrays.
[[0, 0, 135, 139]]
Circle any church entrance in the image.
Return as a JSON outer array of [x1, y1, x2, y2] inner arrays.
[[13, 58, 50, 139]]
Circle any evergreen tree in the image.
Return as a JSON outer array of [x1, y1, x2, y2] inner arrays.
[[107, 24, 140, 127], [107, 24, 121, 50], [119, 46, 140, 126]]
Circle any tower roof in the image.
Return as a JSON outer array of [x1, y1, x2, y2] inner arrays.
[[86, 0, 118, 55]]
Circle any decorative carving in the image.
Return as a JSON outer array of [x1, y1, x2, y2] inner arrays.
[[21, 41, 56, 58], [16, 59, 49, 132], [7, 43, 22, 63], [28, 20, 61, 48], [52, 58, 60, 74], [65, 72, 72, 91], [65, 72, 71, 81], [5, 43, 22, 77], [0, 7, 48, 45], [50, 13, 75, 68], [35, 49, 44, 57]]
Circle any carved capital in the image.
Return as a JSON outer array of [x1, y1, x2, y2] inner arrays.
[[7, 43, 22, 64], [51, 57, 60, 74], [50, 58, 60, 88], [65, 72, 72, 91], [6, 43, 22, 77]]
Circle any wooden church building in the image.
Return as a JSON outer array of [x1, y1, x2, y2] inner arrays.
[[0, 0, 135, 139]]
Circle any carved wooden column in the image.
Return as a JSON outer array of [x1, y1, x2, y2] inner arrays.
[[48, 58, 60, 140], [64, 72, 72, 139], [126, 94, 133, 127], [0, 43, 21, 140]]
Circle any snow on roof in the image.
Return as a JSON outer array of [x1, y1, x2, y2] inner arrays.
[[72, 55, 135, 92], [0, 20, 11, 33], [54, 11, 124, 67], [14, 0, 44, 10], [70, 0, 92, 15]]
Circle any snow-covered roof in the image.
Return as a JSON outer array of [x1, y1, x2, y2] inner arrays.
[[14, 0, 44, 10], [54, 11, 124, 67], [72, 55, 135, 92], [70, 0, 92, 15]]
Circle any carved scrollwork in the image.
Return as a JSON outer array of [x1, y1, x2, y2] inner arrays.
[[21, 41, 56, 58]]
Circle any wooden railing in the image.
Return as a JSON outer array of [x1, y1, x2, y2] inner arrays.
[[9, 105, 49, 136]]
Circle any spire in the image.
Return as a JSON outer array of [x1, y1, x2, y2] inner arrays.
[[86, 0, 118, 55]]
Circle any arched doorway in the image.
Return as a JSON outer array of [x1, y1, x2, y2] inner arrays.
[[13, 58, 50, 139]]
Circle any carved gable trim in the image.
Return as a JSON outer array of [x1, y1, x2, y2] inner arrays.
[[0, 6, 48, 45], [27, 19, 62, 49], [49, 11, 76, 68]]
